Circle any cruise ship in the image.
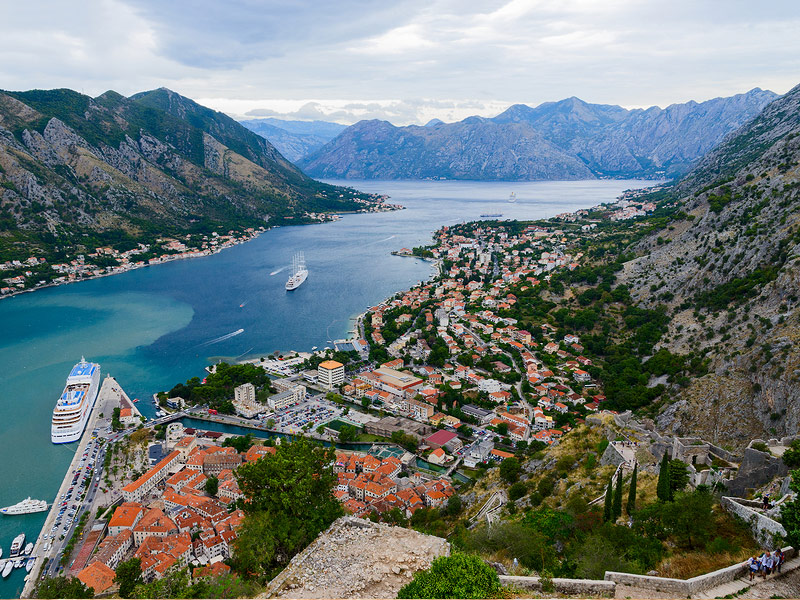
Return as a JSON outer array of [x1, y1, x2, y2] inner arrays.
[[51, 358, 101, 444], [285, 252, 308, 291], [0, 497, 48, 515]]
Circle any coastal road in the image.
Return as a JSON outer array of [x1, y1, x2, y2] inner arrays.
[[22, 376, 124, 597]]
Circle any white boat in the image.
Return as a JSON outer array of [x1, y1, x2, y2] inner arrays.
[[9, 533, 25, 557], [25, 558, 34, 572], [1, 497, 48, 516], [24, 542, 33, 555], [2, 560, 12, 578], [51, 358, 101, 444], [13, 558, 23, 569], [285, 252, 308, 291], [508, 192, 517, 203]]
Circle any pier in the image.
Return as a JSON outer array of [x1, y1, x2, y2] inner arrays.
[[21, 376, 127, 598]]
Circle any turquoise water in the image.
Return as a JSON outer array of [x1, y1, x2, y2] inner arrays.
[[0, 179, 653, 596]]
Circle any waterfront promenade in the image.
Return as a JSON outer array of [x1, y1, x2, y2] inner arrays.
[[21, 376, 125, 598]]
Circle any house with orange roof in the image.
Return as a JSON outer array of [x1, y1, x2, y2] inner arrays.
[[77, 561, 116, 595], [119, 407, 137, 426], [427, 447, 447, 465], [132, 508, 178, 546], [174, 436, 198, 461], [91, 529, 132, 569], [489, 448, 515, 461], [244, 444, 277, 462], [217, 477, 243, 501], [108, 502, 145, 536], [361, 454, 381, 473], [173, 508, 208, 534], [122, 450, 181, 502], [193, 562, 231, 578]]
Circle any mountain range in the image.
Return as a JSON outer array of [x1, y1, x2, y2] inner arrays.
[[239, 118, 346, 162], [0, 88, 373, 262], [293, 89, 777, 181], [619, 82, 800, 443]]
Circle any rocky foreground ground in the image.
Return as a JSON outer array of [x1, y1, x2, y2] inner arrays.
[[263, 517, 449, 599]]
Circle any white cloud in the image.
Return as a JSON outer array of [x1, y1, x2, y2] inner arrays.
[[1, 0, 799, 125]]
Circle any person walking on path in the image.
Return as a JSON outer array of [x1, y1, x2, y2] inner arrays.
[[748, 556, 760, 581], [761, 551, 773, 578], [775, 549, 784, 574]]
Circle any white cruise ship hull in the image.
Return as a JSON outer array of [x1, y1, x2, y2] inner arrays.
[[51, 360, 101, 444], [285, 269, 308, 290]]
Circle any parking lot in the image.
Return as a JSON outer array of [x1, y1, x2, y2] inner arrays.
[[263, 395, 344, 434], [45, 431, 104, 551]]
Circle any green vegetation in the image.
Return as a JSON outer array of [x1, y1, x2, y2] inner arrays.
[[168, 363, 275, 414], [132, 568, 258, 599], [613, 471, 623, 520], [783, 440, 800, 468], [37, 576, 94, 599], [204, 475, 219, 496], [111, 406, 123, 431], [115, 558, 143, 598], [232, 438, 342, 581], [337, 424, 361, 443], [499, 457, 521, 484], [397, 554, 501, 599], [604, 478, 613, 522], [455, 487, 751, 580], [657, 453, 671, 501], [627, 463, 638, 515], [60, 512, 90, 566], [222, 434, 256, 453]]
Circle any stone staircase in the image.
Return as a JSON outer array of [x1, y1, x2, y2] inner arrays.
[[693, 555, 800, 599]]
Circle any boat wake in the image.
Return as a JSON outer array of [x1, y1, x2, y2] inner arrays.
[[200, 329, 244, 346], [270, 265, 289, 276], [364, 234, 396, 246]]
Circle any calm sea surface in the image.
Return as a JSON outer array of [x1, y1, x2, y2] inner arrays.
[[0, 179, 655, 595]]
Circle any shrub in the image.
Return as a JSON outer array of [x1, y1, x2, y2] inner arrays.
[[397, 554, 501, 599], [509, 482, 527, 502]]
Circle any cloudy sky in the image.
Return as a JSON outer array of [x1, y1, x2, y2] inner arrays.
[[2, 0, 799, 125]]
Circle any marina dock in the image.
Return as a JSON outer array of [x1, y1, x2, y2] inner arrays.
[[20, 376, 125, 598]]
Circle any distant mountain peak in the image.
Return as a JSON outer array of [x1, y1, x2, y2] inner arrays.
[[300, 87, 781, 181]]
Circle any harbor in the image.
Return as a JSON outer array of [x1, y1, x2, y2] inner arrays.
[[0, 179, 647, 597], [20, 375, 131, 598]]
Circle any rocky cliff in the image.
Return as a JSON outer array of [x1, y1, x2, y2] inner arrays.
[[0, 88, 371, 261], [300, 118, 594, 180], [300, 89, 777, 181], [618, 83, 800, 446], [239, 118, 346, 163]]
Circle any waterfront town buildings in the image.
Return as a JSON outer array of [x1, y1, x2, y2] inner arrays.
[[318, 360, 345, 389]]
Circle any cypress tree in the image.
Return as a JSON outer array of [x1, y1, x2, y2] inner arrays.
[[657, 452, 671, 501], [613, 470, 623, 520], [626, 462, 638, 515], [603, 478, 613, 522]]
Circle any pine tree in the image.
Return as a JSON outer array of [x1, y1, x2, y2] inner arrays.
[[626, 462, 638, 515], [657, 452, 671, 501], [612, 470, 623, 520], [603, 478, 613, 522]]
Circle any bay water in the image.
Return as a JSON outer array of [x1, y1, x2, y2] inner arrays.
[[0, 179, 654, 596]]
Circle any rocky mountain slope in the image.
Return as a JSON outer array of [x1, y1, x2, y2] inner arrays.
[[300, 89, 776, 181], [299, 117, 594, 180], [618, 83, 800, 445], [239, 118, 346, 163], [0, 88, 371, 262]]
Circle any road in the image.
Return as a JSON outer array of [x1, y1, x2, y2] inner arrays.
[[458, 318, 532, 436], [22, 376, 130, 597]]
